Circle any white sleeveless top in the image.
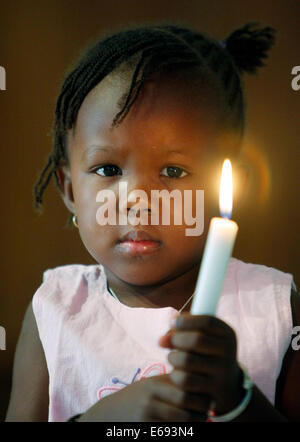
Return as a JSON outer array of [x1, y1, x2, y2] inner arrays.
[[32, 257, 295, 422]]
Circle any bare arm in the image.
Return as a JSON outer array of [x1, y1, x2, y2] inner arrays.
[[5, 301, 49, 422], [275, 288, 300, 421]]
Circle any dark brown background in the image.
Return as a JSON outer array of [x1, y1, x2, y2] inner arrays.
[[0, 0, 299, 421]]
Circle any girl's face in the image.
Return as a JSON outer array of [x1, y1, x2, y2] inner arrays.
[[62, 71, 234, 287]]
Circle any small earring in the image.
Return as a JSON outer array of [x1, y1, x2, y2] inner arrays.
[[72, 214, 79, 228]]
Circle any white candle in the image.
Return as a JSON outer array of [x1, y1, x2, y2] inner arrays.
[[190, 159, 238, 316]]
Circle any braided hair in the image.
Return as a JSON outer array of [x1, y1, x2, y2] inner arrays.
[[33, 21, 275, 227]]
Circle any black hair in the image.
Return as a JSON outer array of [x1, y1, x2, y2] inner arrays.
[[33, 21, 275, 227]]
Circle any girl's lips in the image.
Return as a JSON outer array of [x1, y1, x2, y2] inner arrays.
[[115, 240, 162, 257]]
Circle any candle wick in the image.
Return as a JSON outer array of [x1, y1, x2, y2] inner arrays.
[[221, 213, 231, 220]]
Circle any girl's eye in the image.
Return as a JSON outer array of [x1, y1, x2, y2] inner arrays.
[[93, 165, 187, 178], [95, 165, 122, 177], [161, 166, 188, 178]]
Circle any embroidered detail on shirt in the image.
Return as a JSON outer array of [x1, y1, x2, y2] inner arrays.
[[97, 362, 166, 400]]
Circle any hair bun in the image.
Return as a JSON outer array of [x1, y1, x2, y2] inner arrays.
[[223, 22, 276, 74]]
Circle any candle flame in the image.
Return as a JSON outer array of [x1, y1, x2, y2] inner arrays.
[[219, 159, 233, 219]]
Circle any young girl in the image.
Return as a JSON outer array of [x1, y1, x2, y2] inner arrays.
[[6, 22, 300, 422]]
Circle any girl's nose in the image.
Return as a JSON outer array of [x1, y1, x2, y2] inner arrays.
[[119, 188, 152, 218], [117, 170, 163, 223]]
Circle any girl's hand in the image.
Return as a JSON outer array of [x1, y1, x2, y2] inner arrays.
[[78, 371, 209, 422], [159, 314, 245, 415]]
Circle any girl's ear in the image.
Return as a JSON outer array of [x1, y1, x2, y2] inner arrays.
[[56, 166, 75, 214]]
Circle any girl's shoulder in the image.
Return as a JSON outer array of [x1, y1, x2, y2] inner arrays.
[[32, 263, 106, 311], [230, 256, 295, 278], [41, 262, 101, 281], [229, 256, 296, 293], [224, 257, 295, 348]]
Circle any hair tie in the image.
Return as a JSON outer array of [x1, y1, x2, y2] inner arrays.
[[219, 39, 227, 49]]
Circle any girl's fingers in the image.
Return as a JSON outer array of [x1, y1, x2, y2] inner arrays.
[[169, 369, 214, 395], [170, 330, 234, 357], [153, 376, 211, 416], [158, 315, 236, 352], [148, 398, 207, 422], [176, 314, 235, 339], [168, 350, 224, 377]]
